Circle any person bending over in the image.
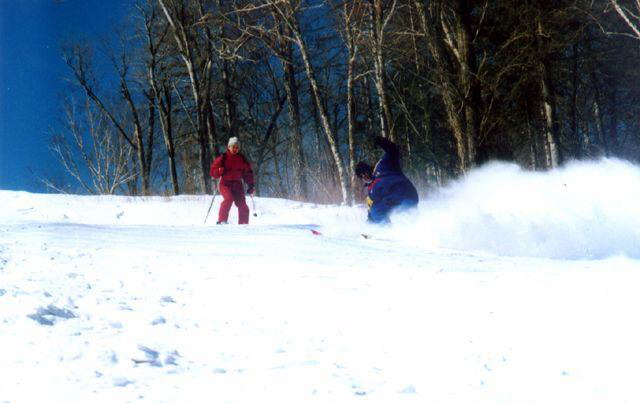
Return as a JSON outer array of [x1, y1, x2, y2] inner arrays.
[[355, 136, 418, 224]]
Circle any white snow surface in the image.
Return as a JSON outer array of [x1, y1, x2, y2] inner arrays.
[[1, 158, 640, 403]]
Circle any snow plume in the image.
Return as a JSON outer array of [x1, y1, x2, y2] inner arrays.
[[391, 158, 640, 259]]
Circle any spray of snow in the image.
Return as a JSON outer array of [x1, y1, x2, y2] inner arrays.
[[382, 158, 640, 259]]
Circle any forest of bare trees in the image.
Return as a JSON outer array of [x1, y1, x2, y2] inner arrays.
[[49, 0, 640, 204]]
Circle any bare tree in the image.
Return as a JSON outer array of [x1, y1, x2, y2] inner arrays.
[[46, 98, 135, 194], [412, 0, 471, 174], [370, 0, 399, 141], [276, 1, 349, 204], [332, 0, 369, 202], [223, 1, 310, 200], [139, 0, 180, 194], [278, 17, 309, 200], [534, 10, 563, 168], [63, 41, 154, 194], [110, 35, 155, 194], [157, 0, 217, 194], [611, 0, 640, 39], [231, 0, 349, 203]]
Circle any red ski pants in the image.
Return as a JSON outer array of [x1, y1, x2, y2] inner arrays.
[[218, 180, 249, 224]]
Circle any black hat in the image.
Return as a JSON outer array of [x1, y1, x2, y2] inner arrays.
[[355, 161, 373, 178]]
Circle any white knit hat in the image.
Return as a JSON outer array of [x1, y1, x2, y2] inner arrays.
[[228, 137, 240, 147]]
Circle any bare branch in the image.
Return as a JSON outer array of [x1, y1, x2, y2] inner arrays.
[[611, 0, 640, 39]]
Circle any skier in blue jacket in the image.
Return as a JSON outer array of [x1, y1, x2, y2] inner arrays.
[[355, 137, 419, 224]]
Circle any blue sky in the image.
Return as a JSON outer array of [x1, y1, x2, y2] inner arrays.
[[0, 0, 133, 192]]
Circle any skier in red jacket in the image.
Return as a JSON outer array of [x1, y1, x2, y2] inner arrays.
[[210, 137, 255, 224]]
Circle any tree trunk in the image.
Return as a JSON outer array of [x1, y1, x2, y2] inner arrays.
[[526, 103, 540, 170], [158, 0, 213, 193], [589, 67, 611, 157], [120, 77, 150, 195], [540, 80, 560, 168], [280, 23, 308, 201], [608, 88, 619, 154], [592, 98, 608, 156], [453, 0, 480, 166], [345, 4, 359, 204], [146, 93, 155, 191], [413, 0, 468, 174], [159, 83, 179, 195], [288, 11, 349, 204], [369, 0, 396, 142], [536, 17, 562, 168], [571, 43, 581, 159], [221, 60, 236, 138]]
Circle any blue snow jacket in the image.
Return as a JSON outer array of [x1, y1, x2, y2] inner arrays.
[[366, 138, 419, 224]]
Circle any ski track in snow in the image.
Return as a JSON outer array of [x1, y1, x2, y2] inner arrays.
[[2, 159, 640, 403]]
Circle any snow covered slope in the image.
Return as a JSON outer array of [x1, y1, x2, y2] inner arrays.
[[1, 159, 640, 403]]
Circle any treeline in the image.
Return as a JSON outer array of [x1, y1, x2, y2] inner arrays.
[[49, 0, 640, 203]]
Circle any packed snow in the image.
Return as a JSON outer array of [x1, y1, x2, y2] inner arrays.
[[1, 158, 640, 403]]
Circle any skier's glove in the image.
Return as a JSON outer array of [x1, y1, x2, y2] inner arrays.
[[217, 167, 224, 177], [247, 184, 255, 195]]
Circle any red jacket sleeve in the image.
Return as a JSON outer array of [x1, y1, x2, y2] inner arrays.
[[210, 155, 224, 179], [243, 158, 255, 186]]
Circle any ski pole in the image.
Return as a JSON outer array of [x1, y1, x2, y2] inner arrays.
[[250, 193, 257, 217], [204, 180, 219, 224]]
